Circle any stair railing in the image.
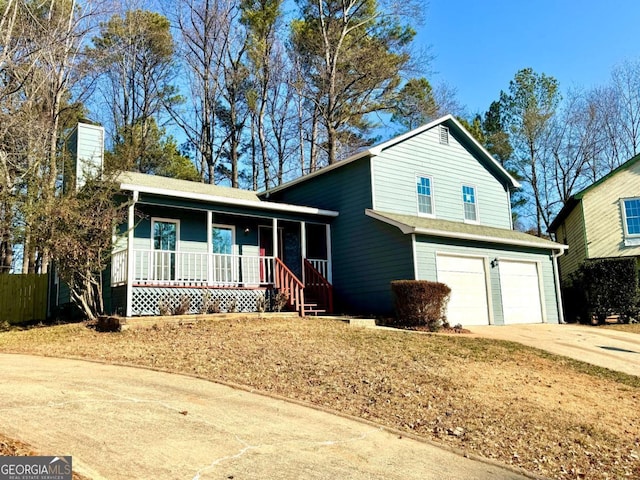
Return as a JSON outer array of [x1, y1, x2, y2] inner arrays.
[[274, 258, 305, 316], [303, 258, 333, 314]]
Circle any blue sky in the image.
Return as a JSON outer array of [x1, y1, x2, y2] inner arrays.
[[418, 0, 640, 116]]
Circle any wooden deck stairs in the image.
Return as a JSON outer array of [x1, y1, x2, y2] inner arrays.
[[274, 258, 333, 317]]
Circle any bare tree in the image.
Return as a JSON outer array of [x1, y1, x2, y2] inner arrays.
[[170, 0, 235, 183]]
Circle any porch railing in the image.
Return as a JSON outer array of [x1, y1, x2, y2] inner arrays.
[[307, 258, 329, 279], [112, 249, 275, 287], [111, 249, 128, 286]]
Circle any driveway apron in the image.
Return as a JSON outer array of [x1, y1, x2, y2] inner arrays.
[[470, 324, 640, 377]]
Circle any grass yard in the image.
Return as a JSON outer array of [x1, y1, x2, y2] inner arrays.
[[0, 317, 638, 480], [603, 323, 640, 334]]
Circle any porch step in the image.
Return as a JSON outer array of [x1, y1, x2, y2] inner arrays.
[[302, 301, 327, 316]]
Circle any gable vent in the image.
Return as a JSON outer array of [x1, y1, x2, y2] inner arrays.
[[439, 125, 449, 145]]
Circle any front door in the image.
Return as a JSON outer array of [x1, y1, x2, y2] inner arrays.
[[259, 226, 283, 258], [152, 219, 178, 282]]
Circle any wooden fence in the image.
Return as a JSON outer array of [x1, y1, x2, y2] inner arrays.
[[0, 274, 48, 324]]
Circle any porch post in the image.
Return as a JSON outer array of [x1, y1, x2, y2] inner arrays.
[[300, 221, 307, 284], [125, 191, 138, 317], [325, 223, 333, 283], [207, 211, 212, 285], [272, 217, 278, 259]]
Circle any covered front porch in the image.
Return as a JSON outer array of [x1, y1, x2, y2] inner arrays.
[[108, 174, 337, 317]]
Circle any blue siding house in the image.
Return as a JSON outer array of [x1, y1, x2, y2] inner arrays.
[[265, 115, 567, 325], [53, 117, 566, 325]]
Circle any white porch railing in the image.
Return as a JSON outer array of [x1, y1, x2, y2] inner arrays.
[[111, 249, 128, 286], [112, 249, 275, 287], [307, 258, 329, 279]]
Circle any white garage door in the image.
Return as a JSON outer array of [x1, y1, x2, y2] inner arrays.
[[499, 260, 543, 324], [436, 255, 489, 326]]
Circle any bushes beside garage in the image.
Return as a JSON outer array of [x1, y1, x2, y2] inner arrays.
[[562, 257, 640, 324], [390, 280, 451, 331]]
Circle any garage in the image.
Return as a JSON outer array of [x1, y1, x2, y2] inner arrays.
[[436, 254, 490, 326], [499, 260, 543, 324]]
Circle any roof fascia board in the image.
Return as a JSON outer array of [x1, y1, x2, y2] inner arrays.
[[120, 183, 339, 217], [264, 115, 519, 196], [365, 210, 567, 251]]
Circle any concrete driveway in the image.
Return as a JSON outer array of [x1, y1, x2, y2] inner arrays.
[[470, 323, 640, 377], [0, 354, 530, 480]]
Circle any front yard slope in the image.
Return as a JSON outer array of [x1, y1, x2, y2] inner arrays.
[[0, 318, 638, 479]]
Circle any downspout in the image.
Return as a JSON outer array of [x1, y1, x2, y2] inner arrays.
[[552, 248, 565, 324]]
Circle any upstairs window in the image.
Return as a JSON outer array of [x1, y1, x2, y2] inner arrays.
[[462, 185, 478, 222], [416, 176, 434, 216], [622, 198, 640, 244]]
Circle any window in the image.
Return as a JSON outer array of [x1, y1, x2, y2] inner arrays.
[[462, 185, 478, 222], [212, 225, 234, 254], [212, 225, 235, 283], [439, 125, 449, 145], [416, 176, 434, 216], [152, 219, 179, 281], [623, 198, 640, 243]]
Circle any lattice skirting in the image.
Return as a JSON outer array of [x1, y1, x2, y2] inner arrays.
[[131, 287, 271, 316]]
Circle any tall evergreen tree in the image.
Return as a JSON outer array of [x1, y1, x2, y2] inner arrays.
[[291, 0, 417, 165]]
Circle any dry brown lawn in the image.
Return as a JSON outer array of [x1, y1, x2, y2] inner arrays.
[[0, 316, 639, 480], [603, 323, 640, 334]]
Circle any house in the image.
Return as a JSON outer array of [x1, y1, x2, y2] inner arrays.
[[264, 115, 567, 325], [54, 117, 567, 325], [548, 153, 640, 284]]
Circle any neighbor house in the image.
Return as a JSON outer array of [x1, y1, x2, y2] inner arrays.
[[265, 115, 567, 325], [52, 117, 567, 325], [548, 153, 640, 284]]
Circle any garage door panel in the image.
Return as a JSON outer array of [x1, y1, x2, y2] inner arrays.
[[499, 260, 543, 324], [436, 255, 489, 326]]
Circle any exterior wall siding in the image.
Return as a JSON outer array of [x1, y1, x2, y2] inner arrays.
[[269, 158, 414, 314], [414, 236, 559, 325], [556, 203, 587, 281], [582, 161, 640, 259], [372, 126, 512, 229]]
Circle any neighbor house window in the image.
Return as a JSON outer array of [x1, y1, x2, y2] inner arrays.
[[622, 198, 640, 244], [462, 185, 478, 222], [416, 176, 434, 216]]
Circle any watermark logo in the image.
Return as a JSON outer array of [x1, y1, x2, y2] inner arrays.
[[0, 456, 72, 480]]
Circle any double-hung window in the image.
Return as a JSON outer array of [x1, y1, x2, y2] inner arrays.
[[462, 185, 478, 222], [416, 176, 434, 216], [622, 198, 640, 245]]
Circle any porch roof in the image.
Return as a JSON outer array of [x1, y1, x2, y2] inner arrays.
[[365, 209, 567, 251], [117, 172, 339, 218]]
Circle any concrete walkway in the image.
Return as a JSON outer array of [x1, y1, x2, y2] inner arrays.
[[470, 324, 640, 377], [0, 354, 531, 480]]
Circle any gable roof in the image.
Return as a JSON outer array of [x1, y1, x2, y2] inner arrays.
[[366, 209, 566, 251], [548, 153, 640, 233], [117, 171, 339, 217], [263, 115, 520, 196]]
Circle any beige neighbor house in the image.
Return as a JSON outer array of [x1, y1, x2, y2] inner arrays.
[[548, 153, 640, 283]]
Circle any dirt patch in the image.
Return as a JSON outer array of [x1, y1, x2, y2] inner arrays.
[[0, 317, 638, 479]]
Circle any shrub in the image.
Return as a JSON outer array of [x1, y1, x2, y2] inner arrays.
[[390, 280, 451, 331], [200, 293, 221, 314], [566, 257, 639, 324], [272, 291, 289, 312]]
